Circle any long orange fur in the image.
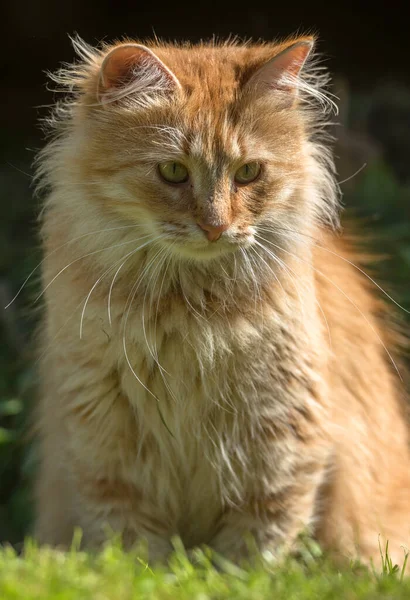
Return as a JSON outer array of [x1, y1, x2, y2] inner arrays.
[[33, 35, 410, 568]]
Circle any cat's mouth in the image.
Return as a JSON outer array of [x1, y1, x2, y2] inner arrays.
[[158, 223, 254, 261], [163, 236, 239, 260]]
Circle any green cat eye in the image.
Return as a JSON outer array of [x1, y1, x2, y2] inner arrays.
[[234, 162, 261, 185], [158, 161, 189, 184]]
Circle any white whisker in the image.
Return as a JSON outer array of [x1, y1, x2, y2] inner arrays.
[[34, 235, 152, 304], [337, 163, 367, 186], [260, 236, 402, 380], [142, 246, 171, 375], [107, 235, 165, 325], [240, 248, 260, 316], [255, 236, 332, 347], [148, 248, 180, 403], [178, 263, 207, 323], [253, 238, 305, 322], [79, 235, 156, 339], [244, 249, 264, 322], [122, 243, 175, 436], [5, 223, 144, 309], [272, 226, 410, 315]]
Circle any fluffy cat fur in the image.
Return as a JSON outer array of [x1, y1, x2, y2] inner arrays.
[[33, 34, 410, 568]]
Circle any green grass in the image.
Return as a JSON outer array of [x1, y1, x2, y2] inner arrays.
[[0, 537, 409, 599]]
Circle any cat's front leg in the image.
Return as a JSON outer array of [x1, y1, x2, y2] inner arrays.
[[35, 447, 173, 562], [67, 469, 175, 562], [35, 363, 175, 562], [210, 446, 328, 563]]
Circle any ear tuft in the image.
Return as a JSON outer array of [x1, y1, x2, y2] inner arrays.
[[97, 43, 180, 104], [245, 39, 314, 104]]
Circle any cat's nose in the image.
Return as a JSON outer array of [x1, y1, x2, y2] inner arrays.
[[197, 221, 230, 242]]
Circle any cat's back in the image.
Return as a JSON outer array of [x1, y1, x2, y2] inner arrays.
[[314, 229, 408, 469]]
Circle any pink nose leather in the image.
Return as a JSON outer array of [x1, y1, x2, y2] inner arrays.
[[197, 221, 230, 241]]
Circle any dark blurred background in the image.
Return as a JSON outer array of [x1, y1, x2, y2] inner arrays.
[[1, 1, 410, 544]]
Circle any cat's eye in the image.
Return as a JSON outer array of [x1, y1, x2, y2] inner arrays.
[[234, 162, 261, 185], [158, 161, 189, 184]]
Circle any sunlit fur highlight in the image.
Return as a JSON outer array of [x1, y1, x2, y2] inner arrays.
[[33, 35, 410, 569]]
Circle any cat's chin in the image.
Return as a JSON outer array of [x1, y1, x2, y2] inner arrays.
[[164, 239, 238, 262]]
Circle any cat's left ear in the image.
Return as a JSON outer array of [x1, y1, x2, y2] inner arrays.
[[97, 43, 181, 104], [244, 39, 314, 105]]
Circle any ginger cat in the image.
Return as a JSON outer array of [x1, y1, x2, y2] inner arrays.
[[34, 35, 410, 568]]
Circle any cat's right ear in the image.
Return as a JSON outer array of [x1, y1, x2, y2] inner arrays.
[[97, 44, 181, 105], [244, 39, 314, 107]]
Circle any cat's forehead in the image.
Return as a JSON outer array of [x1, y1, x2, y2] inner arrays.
[[151, 44, 278, 96], [187, 120, 243, 166], [147, 45, 277, 163], [176, 106, 260, 166]]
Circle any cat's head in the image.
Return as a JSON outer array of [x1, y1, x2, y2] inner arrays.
[[43, 37, 338, 262]]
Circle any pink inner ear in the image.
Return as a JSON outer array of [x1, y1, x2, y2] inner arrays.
[[248, 40, 313, 94], [98, 43, 181, 102], [272, 41, 313, 81], [101, 46, 147, 90]]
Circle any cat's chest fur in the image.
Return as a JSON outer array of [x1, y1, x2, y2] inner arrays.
[[61, 280, 320, 546]]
